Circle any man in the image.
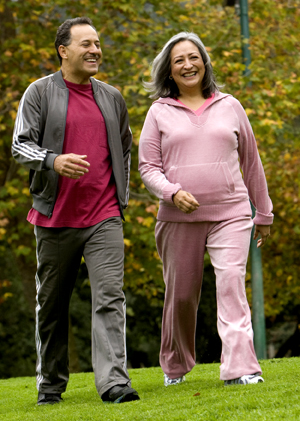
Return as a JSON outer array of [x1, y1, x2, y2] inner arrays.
[[12, 17, 139, 405]]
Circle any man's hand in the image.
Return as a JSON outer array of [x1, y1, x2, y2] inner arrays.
[[53, 154, 90, 179], [253, 225, 271, 248], [173, 190, 200, 214]]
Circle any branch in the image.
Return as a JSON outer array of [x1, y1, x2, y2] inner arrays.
[[129, 190, 158, 204]]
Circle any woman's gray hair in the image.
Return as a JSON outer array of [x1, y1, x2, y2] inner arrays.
[[144, 32, 220, 99]]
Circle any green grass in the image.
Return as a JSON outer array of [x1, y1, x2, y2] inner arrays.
[[1, 358, 300, 420]]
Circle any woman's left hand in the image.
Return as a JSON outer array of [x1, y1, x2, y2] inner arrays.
[[253, 225, 271, 248]]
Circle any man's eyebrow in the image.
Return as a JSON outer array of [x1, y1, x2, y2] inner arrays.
[[80, 38, 100, 43]]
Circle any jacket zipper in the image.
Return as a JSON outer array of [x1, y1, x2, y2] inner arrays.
[[93, 87, 125, 220], [48, 87, 69, 218]]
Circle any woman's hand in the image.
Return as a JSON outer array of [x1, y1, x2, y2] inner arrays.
[[253, 225, 271, 248], [173, 190, 200, 214]]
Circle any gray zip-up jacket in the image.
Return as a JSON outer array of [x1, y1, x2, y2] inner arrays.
[[12, 70, 131, 219]]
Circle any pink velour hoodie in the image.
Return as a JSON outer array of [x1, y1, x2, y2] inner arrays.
[[138, 92, 273, 225]]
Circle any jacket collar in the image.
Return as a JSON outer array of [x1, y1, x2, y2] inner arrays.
[[53, 70, 99, 93], [90, 77, 99, 93], [53, 70, 67, 88]]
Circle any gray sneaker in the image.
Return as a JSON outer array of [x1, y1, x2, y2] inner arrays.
[[224, 373, 264, 386], [164, 374, 186, 387]]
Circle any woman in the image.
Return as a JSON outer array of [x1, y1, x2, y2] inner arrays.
[[138, 32, 273, 387]]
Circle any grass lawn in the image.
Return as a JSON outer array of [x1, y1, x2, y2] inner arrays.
[[1, 358, 300, 420]]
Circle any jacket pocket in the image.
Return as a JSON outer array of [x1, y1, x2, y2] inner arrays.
[[29, 171, 55, 202], [168, 162, 235, 204]]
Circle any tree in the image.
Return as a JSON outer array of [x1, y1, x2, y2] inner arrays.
[[0, 0, 299, 376]]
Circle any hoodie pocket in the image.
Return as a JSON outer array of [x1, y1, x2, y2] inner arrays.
[[168, 162, 235, 204]]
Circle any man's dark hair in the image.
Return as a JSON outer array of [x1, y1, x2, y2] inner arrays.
[[55, 17, 97, 65]]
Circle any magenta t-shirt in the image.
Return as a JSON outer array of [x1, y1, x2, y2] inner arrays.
[[27, 79, 120, 228]]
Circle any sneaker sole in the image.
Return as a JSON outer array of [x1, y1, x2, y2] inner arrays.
[[225, 378, 264, 386], [37, 399, 62, 405], [103, 392, 140, 404]]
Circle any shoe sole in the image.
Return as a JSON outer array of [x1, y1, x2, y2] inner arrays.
[[37, 399, 62, 405], [164, 382, 185, 387], [225, 379, 264, 386], [103, 392, 140, 404]]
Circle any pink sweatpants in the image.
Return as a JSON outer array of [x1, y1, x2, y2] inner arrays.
[[155, 216, 262, 381]]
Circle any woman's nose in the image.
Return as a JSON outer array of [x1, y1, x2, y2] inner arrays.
[[183, 59, 193, 69]]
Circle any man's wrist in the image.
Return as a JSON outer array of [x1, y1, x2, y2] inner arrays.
[[44, 152, 59, 170]]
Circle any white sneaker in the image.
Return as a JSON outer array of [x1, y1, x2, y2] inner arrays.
[[224, 373, 264, 386], [164, 373, 186, 387]]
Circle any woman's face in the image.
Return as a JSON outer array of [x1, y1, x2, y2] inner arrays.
[[170, 40, 205, 96]]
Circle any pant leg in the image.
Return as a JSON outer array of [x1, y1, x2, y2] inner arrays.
[[83, 217, 130, 397], [35, 226, 84, 394], [206, 216, 261, 380], [156, 221, 208, 379]]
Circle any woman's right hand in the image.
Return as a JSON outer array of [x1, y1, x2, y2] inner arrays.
[[173, 190, 200, 214]]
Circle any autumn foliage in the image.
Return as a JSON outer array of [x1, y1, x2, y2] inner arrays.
[[0, 0, 299, 369]]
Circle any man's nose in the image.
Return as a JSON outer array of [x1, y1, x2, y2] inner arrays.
[[90, 45, 102, 55]]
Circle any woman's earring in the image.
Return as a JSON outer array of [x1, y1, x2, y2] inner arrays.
[[169, 75, 173, 80]]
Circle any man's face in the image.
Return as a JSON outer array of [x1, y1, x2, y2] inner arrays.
[[61, 24, 102, 83]]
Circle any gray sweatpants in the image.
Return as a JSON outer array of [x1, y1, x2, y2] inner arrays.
[[34, 217, 130, 397]]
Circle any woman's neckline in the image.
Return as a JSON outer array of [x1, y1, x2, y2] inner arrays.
[[176, 94, 215, 116]]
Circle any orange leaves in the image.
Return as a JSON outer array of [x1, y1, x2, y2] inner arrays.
[[136, 216, 154, 228], [260, 118, 283, 129], [123, 238, 131, 247], [283, 153, 291, 162], [0, 279, 13, 305], [245, 108, 255, 116], [135, 204, 157, 228], [145, 204, 157, 216], [0, 228, 6, 240], [0, 0, 298, 320], [0, 215, 9, 227]]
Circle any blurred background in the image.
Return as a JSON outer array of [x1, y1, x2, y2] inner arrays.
[[0, 0, 299, 378]]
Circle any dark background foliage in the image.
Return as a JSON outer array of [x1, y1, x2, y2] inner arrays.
[[0, 0, 299, 378]]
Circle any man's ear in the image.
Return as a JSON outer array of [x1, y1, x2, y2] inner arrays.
[[58, 45, 68, 60]]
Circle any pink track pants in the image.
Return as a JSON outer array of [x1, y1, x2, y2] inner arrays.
[[155, 216, 262, 381]]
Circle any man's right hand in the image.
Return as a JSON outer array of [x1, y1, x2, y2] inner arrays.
[[53, 153, 90, 179]]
